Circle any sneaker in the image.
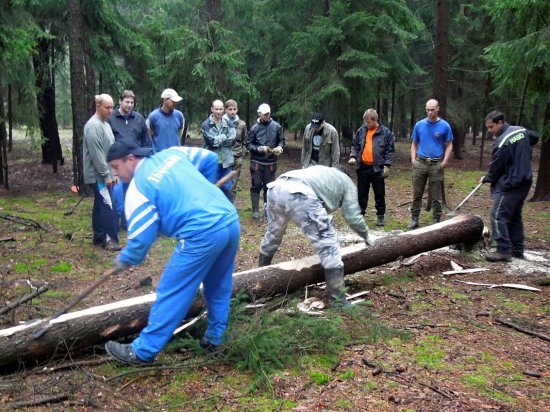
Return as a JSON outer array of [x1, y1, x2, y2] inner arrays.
[[406, 219, 419, 230], [376, 215, 385, 226], [252, 211, 260, 220], [104, 240, 122, 251], [105, 341, 150, 366], [484, 251, 512, 262], [199, 337, 221, 353]]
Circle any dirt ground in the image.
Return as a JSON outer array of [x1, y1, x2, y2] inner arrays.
[[0, 132, 549, 411]]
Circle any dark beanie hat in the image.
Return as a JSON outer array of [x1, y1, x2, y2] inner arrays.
[[107, 138, 153, 161]]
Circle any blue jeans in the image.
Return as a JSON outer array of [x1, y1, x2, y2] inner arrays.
[[132, 219, 240, 361], [89, 183, 118, 245]]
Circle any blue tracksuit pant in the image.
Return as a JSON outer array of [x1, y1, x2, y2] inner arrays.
[[131, 219, 240, 361]]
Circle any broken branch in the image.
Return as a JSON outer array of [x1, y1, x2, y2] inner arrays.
[[494, 316, 550, 342]]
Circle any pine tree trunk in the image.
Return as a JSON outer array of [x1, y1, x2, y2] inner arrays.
[[433, 0, 450, 118], [531, 103, 550, 201], [35, 38, 64, 172], [67, 0, 90, 191], [0, 215, 484, 367], [0, 81, 8, 189]]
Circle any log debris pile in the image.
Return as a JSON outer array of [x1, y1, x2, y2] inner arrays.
[[0, 214, 483, 368]]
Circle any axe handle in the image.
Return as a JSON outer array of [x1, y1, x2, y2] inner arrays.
[[215, 171, 237, 188], [452, 182, 483, 212], [32, 268, 118, 339]]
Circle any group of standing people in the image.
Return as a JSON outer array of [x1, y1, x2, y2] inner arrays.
[[82, 90, 538, 366]]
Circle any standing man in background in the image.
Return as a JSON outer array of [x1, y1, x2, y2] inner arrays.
[[407, 99, 453, 229], [301, 112, 340, 168], [348, 109, 395, 227], [245, 103, 285, 220], [224, 99, 247, 200], [146, 88, 185, 153], [480, 111, 539, 262], [202, 99, 236, 202], [83, 93, 120, 251], [108, 90, 150, 230]]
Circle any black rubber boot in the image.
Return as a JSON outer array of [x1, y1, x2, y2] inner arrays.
[[258, 253, 274, 267], [324, 268, 351, 308], [406, 218, 419, 230], [251, 192, 260, 220]]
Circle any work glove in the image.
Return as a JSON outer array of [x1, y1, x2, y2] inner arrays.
[[272, 146, 283, 156], [381, 166, 390, 179], [257, 145, 270, 153], [365, 233, 377, 247], [348, 158, 356, 165], [113, 258, 130, 273]]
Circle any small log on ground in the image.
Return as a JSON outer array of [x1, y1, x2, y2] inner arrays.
[[0, 214, 483, 368]]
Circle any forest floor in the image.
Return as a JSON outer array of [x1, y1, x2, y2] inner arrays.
[[0, 130, 549, 411]]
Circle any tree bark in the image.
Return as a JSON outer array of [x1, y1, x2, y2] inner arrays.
[[34, 37, 64, 172], [0, 214, 484, 367], [433, 0, 450, 118], [531, 103, 550, 201], [0, 80, 8, 189], [67, 0, 91, 191]]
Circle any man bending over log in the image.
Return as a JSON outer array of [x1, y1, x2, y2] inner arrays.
[[104, 138, 240, 366], [258, 165, 375, 307]]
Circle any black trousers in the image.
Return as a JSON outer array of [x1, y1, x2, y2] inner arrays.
[[490, 185, 530, 254], [250, 162, 277, 203], [356, 164, 386, 216]]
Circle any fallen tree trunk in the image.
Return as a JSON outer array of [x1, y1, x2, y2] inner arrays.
[[0, 214, 483, 367]]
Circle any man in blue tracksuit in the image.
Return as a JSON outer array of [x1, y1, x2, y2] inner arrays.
[[480, 111, 539, 262], [104, 139, 240, 365]]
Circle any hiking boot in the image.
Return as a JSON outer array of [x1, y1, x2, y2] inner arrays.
[[376, 215, 385, 227], [104, 240, 122, 251], [406, 219, 419, 230], [199, 337, 221, 353], [105, 341, 150, 366], [484, 251, 512, 262]]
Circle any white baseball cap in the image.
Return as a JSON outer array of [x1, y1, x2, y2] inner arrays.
[[161, 88, 183, 102], [257, 103, 271, 114]]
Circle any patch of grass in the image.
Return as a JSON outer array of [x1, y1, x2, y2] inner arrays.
[[339, 370, 355, 380], [499, 299, 529, 312], [462, 372, 517, 404], [50, 261, 72, 272], [542, 306, 550, 315], [363, 380, 377, 391], [310, 371, 330, 385], [413, 335, 446, 369]]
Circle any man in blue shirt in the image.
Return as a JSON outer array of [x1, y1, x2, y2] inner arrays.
[[146, 88, 185, 153], [407, 99, 453, 229], [104, 139, 240, 365]]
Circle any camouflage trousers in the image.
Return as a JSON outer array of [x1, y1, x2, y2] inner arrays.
[[260, 179, 343, 270]]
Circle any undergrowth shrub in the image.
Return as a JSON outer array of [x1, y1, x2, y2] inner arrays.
[[167, 294, 408, 391]]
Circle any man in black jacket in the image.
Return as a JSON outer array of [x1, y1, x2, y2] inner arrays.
[[245, 103, 285, 220], [480, 111, 539, 262], [107, 90, 151, 230], [348, 109, 395, 226]]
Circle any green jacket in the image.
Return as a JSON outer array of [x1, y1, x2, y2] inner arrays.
[[301, 122, 340, 168], [279, 166, 368, 240]]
